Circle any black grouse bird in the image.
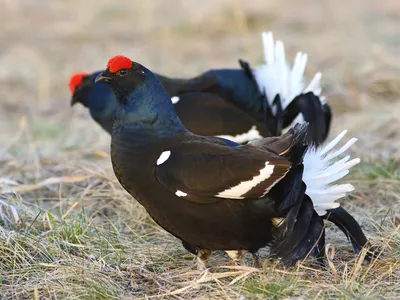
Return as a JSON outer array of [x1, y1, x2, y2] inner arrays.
[[70, 32, 330, 145], [70, 71, 273, 139], [94, 55, 367, 268]]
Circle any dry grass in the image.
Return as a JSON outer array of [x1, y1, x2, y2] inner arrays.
[[1, 0, 400, 298]]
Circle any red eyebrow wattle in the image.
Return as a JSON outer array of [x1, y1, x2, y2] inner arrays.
[[107, 55, 133, 73], [69, 72, 88, 94]]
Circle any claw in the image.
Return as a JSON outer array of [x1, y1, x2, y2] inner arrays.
[[251, 253, 261, 268]]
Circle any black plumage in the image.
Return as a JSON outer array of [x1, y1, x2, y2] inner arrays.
[[70, 71, 274, 141], [94, 55, 370, 268], [69, 33, 331, 145]]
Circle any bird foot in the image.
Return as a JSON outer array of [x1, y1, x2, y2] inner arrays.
[[196, 249, 212, 271], [251, 253, 262, 268], [225, 250, 247, 266]]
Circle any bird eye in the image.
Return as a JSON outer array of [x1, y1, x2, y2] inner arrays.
[[117, 69, 127, 76]]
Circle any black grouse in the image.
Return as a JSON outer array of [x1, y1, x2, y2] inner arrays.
[[94, 55, 367, 268], [70, 32, 330, 145]]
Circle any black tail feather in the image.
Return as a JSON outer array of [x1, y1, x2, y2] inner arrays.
[[288, 122, 309, 165], [280, 210, 325, 266], [238, 59, 258, 88], [238, 59, 276, 126], [322, 103, 332, 140], [272, 95, 284, 135], [275, 164, 305, 213], [282, 92, 331, 145], [267, 122, 308, 212], [271, 191, 314, 258], [323, 207, 368, 254]]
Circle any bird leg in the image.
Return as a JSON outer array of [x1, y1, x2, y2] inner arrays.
[[251, 253, 261, 268], [197, 249, 212, 271], [225, 250, 247, 265]]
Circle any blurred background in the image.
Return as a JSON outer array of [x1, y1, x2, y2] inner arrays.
[[0, 0, 399, 156]]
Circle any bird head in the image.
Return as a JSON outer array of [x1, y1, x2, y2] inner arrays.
[[94, 55, 152, 102], [69, 72, 89, 106], [95, 56, 169, 108], [69, 71, 116, 113], [95, 55, 184, 132]]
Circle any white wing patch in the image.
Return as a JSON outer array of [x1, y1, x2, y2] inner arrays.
[[156, 151, 171, 166], [217, 126, 262, 144], [253, 31, 323, 115], [215, 162, 275, 199], [171, 96, 180, 104], [303, 130, 360, 216], [175, 190, 187, 197]]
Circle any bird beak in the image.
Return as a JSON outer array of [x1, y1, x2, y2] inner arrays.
[[95, 73, 111, 83]]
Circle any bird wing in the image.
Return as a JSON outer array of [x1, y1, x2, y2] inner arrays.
[[178, 75, 220, 93], [173, 92, 272, 140], [155, 139, 292, 203], [157, 74, 220, 96]]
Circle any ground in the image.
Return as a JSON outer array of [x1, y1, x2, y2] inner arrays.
[[0, 0, 400, 299]]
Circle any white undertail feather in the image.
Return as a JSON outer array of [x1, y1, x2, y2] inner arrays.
[[253, 32, 323, 114], [217, 125, 262, 144], [302, 130, 360, 216]]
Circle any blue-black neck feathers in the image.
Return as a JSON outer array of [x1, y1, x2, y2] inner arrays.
[[72, 71, 117, 133], [100, 63, 187, 138]]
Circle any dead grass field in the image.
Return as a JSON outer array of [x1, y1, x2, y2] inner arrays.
[[1, 0, 400, 298]]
